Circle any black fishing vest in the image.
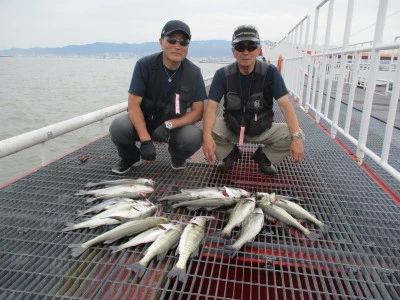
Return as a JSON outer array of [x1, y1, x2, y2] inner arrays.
[[223, 60, 273, 137], [140, 52, 198, 125]]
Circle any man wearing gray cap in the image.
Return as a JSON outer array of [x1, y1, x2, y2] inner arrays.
[[202, 25, 304, 175], [110, 20, 207, 174]]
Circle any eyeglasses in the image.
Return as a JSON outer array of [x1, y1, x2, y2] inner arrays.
[[234, 43, 259, 52], [165, 37, 190, 47]]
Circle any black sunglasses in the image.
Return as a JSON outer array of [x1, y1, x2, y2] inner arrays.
[[165, 37, 190, 47], [234, 43, 259, 52]]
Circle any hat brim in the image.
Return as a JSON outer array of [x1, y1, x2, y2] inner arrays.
[[162, 30, 191, 39], [232, 37, 260, 46]]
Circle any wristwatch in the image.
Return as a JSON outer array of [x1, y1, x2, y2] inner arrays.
[[292, 132, 303, 140], [164, 121, 173, 130]]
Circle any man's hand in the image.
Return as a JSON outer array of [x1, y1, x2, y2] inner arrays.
[[152, 123, 170, 143], [290, 138, 304, 163], [202, 134, 217, 164], [140, 140, 156, 163]]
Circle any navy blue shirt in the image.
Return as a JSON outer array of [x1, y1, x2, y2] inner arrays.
[[128, 56, 207, 103], [208, 63, 288, 103]]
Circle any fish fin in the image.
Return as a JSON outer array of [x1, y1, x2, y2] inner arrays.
[[75, 190, 88, 196], [187, 206, 200, 212], [84, 182, 98, 188], [75, 210, 87, 217], [168, 266, 186, 282], [109, 246, 121, 254], [126, 262, 146, 277], [104, 237, 120, 244], [68, 244, 87, 257], [263, 214, 277, 222], [307, 231, 322, 240], [62, 222, 75, 232]]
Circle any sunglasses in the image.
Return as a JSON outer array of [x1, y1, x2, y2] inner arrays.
[[165, 37, 190, 47], [234, 43, 259, 52]]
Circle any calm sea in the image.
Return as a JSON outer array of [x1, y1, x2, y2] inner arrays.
[[0, 56, 224, 186]]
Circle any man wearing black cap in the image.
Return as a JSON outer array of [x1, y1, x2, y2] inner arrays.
[[202, 25, 304, 175], [109, 20, 207, 174]]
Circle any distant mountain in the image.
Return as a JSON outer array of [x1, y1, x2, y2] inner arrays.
[[0, 40, 273, 59]]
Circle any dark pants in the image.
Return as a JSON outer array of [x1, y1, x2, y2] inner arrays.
[[109, 114, 203, 163]]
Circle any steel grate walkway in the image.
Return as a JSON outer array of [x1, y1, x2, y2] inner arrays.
[[0, 101, 399, 299]]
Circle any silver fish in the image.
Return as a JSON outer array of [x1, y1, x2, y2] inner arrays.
[[76, 198, 138, 217], [89, 203, 156, 221], [62, 217, 121, 231], [68, 216, 169, 257], [158, 186, 250, 203], [225, 208, 264, 257], [126, 224, 185, 277], [171, 197, 239, 211], [84, 178, 155, 188], [109, 223, 178, 254], [221, 197, 256, 239], [257, 198, 321, 240], [168, 216, 209, 282], [268, 193, 325, 229], [74, 184, 154, 203]]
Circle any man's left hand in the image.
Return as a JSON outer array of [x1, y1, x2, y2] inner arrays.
[[152, 123, 170, 142]]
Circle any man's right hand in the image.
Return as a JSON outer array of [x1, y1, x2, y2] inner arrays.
[[202, 134, 216, 164], [140, 140, 156, 163]]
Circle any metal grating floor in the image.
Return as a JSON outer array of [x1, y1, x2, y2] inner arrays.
[[0, 102, 399, 300]]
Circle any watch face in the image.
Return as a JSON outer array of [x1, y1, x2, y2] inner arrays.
[[165, 121, 173, 129]]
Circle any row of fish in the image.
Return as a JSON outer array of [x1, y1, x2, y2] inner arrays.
[[66, 179, 325, 282]]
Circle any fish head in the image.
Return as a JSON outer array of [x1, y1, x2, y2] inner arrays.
[[189, 216, 215, 227]]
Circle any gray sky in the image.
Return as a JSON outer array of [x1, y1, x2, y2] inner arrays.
[[1, 0, 399, 50]]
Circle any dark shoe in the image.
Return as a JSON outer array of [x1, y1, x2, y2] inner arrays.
[[217, 145, 242, 171], [252, 147, 277, 175], [111, 159, 141, 174], [171, 159, 187, 170]]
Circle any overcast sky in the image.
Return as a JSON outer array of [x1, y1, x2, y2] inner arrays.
[[1, 0, 399, 50]]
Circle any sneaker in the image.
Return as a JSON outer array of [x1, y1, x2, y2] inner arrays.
[[252, 147, 277, 175], [217, 145, 242, 171], [171, 159, 187, 170], [111, 159, 141, 175]]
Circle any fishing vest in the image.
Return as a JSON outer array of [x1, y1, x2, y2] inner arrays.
[[140, 52, 198, 124], [223, 60, 273, 137]]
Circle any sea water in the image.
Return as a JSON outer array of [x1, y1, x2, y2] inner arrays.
[[0, 56, 225, 185]]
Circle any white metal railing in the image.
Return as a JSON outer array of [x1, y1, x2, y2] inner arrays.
[[0, 77, 214, 167], [266, 0, 400, 182]]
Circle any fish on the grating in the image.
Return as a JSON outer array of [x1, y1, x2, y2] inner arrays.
[[126, 224, 185, 277], [88, 202, 156, 221], [171, 197, 239, 211], [84, 178, 155, 188], [256, 197, 321, 240], [220, 197, 256, 239], [225, 207, 264, 257], [75, 198, 147, 217], [74, 184, 154, 203], [158, 186, 250, 203], [62, 217, 121, 232], [68, 216, 169, 257], [267, 193, 325, 229], [167, 216, 210, 282], [109, 223, 178, 254]]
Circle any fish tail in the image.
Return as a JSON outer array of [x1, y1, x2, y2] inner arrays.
[[307, 231, 322, 240], [168, 266, 187, 282], [109, 246, 121, 254], [221, 228, 232, 239], [84, 182, 97, 188], [75, 190, 88, 196], [75, 210, 87, 217], [62, 222, 75, 232], [225, 245, 239, 258], [126, 262, 146, 277], [86, 197, 100, 203], [68, 244, 87, 257]]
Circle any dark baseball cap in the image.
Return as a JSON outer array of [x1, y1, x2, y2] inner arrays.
[[232, 26, 260, 46], [161, 20, 191, 39]]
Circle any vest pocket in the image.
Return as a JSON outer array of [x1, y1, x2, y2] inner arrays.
[[225, 92, 242, 111], [245, 92, 264, 113]]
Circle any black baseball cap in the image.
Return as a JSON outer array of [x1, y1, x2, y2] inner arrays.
[[161, 20, 191, 39], [232, 26, 260, 46]]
